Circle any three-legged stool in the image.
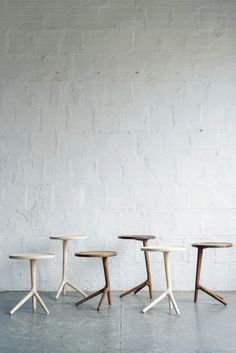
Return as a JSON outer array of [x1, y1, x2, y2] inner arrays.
[[9, 253, 54, 315], [74, 251, 117, 311], [141, 246, 185, 315], [192, 242, 233, 305], [119, 235, 155, 299], [50, 235, 88, 299]]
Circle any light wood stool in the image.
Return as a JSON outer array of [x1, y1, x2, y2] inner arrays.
[[74, 251, 117, 311], [50, 235, 88, 299], [192, 242, 233, 305], [9, 253, 54, 315], [141, 246, 185, 315], [118, 235, 155, 299]]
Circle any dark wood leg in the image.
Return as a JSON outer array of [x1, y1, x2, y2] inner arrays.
[[75, 288, 104, 306], [194, 248, 227, 305], [120, 240, 153, 299], [97, 289, 107, 311], [194, 248, 203, 303], [102, 257, 111, 307], [143, 240, 153, 299], [199, 285, 227, 305], [76, 257, 112, 311]]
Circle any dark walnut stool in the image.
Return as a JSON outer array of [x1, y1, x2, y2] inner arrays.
[[192, 242, 233, 305], [74, 251, 117, 311], [119, 235, 155, 299]]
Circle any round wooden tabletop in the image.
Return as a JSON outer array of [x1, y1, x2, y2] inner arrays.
[[192, 242, 233, 249], [50, 235, 88, 241], [141, 246, 186, 253], [118, 235, 156, 241], [75, 251, 117, 258], [9, 253, 55, 260]]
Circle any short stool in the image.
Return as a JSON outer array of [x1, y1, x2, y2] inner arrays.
[[192, 242, 233, 305], [141, 246, 185, 315], [119, 235, 155, 299], [75, 251, 117, 311], [9, 253, 54, 315], [50, 235, 88, 299]]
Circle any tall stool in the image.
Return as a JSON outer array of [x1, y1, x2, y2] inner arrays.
[[74, 251, 117, 311], [50, 235, 88, 299], [9, 253, 54, 315], [119, 235, 155, 299], [141, 246, 185, 315], [192, 242, 233, 305]]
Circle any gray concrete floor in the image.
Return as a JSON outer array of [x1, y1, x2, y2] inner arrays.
[[0, 291, 235, 353]]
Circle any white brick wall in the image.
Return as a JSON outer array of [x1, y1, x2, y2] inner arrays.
[[0, 0, 236, 291]]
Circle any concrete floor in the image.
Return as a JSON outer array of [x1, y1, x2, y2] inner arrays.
[[0, 291, 235, 353]]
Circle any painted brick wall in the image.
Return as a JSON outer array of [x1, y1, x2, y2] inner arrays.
[[0, 0, 236, 291]]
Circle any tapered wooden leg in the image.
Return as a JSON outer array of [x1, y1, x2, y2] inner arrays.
[[142, 291, 168, 313], [75, 257, 112, 311], [97, 289, 107, 311], [164, 252, 180, 315], [143, 240, 153, 299], [169, 291, 180, 315], [164, 253, 172, 310], [62, 240, 68, 296], [107, 290, 112, 305], [34, 292, 49, 314], [194, 249, 203, 303], [75, 288, 104, 307], [56, 240, 86, 299], [10, 291, 34, 315], [10, 259, 51, 315], [30, 260, 37, 310], [199, 285, 227, 305], [120, 240, 153, 298], [66, 281, 87, 297], [102, 257, 111, 309], [56, 280, 65, 300], [133, 282, 146, 294], [143, 251, 180, 315]]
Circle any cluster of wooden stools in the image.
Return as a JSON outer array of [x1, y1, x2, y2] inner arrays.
[[9, 235, 233, 316]]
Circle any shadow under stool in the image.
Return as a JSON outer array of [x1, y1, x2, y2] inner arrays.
[[118, 235, 155, 299], [9, 253, 54, 315], [141, 245, 185, 315], [74, 251, 117, 311], [50, 235, 88, 299], [192, 242, 233, 305]]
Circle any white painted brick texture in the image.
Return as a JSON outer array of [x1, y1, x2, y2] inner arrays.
[[0, 0, 236, 291]]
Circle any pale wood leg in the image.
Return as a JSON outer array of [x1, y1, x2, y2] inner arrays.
[[142, 251, 180, 315], [164, 253, 172, 310], [30, 259, 37, 310], [56, 280, 66, 300], [10, 259, 50, 315], [10, 291, 33, 315], [56, 240, 86, 299], [142, 291, 168, 313], [34, 292, 49, 315], [164, 252, 180, 315], [62, 240, 68, 296], [66, 280, 87, 297], [169, 291, 180, 315]]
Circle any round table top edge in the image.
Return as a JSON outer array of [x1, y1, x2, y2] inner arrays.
[[9, 253, 55, 260], [50, 235, 88, 240], [118, 235, 156, 240], [192, 242, 233, 248], [141, 246, 186, 252], [75, 251, 117, 258]]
